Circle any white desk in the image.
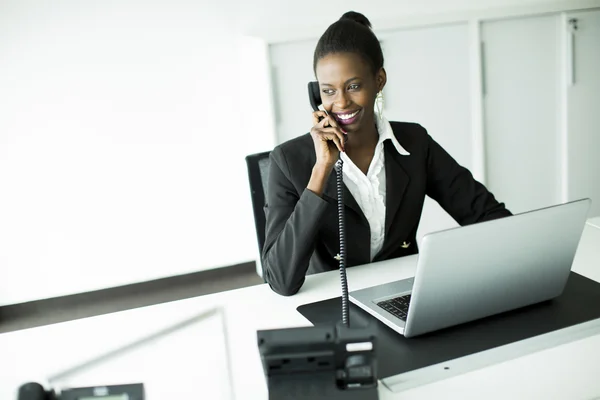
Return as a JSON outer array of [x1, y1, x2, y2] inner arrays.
[[1, 219, 599, 400]]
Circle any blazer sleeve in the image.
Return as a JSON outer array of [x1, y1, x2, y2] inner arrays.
[[425, 129, 512, 224], [261, 146, 330, 296]]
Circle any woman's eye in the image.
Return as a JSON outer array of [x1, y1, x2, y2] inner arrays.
[[322, 89, 335, 96], [348, 84, 360, 90]]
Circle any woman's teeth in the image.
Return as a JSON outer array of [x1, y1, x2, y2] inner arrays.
[[338, 110, 359, 120]]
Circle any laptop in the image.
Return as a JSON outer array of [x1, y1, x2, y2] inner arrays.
[[349, 199, 591, 338]]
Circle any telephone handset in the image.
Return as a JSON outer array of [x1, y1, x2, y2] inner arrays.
[[308, 81, 322, 114], [307, 81, 349, 327]]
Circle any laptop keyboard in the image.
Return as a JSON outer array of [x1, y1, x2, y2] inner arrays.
[[376, 294, 412, 321]]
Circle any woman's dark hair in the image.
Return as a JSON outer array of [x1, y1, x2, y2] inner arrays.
[[313, 11, 383, 75]]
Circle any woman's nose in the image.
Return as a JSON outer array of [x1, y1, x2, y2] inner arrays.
[[334, 91, 351, 110]]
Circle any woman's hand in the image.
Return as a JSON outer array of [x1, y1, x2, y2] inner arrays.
[[309, 110, 347, 171], [306, 110, 347, 197]]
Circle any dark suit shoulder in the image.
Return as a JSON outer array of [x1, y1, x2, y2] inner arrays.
[[272, 133, 315, 169], [388, 121, 430, 154], [275, 133, 314, 156], [270, 133, 315, 192]]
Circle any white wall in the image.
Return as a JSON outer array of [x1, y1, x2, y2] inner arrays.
[[0, 1, 274, 305], [269, 39, 318, 144]]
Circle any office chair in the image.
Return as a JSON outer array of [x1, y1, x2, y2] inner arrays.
[[245, 151, 271, 280]]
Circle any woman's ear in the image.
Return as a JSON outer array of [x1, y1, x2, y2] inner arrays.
[[376, 68, 387, 92]]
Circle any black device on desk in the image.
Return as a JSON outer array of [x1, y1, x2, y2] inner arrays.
[[258, 324, 378, 400], [17, 382, 144, 400], [256, 82, 378, 400]]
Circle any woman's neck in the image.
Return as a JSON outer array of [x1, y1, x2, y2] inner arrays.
[[346, 120, 379, 156]]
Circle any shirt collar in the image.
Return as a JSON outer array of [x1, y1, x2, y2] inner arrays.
[[375, 114, 410, 156], [339, 114, 410, 181]]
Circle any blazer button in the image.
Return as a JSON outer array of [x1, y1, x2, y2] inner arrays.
[[401, 241, 410, 249]]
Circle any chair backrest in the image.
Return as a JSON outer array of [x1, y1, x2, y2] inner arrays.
[[245, 151, 271, 270]]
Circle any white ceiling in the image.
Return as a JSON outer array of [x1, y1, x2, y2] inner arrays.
[[238, 0, 600, 41]]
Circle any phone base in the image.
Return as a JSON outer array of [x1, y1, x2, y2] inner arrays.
[[267, 372, 378, 400]]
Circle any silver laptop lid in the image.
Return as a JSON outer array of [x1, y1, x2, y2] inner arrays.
[[404, 199, 591, 337]]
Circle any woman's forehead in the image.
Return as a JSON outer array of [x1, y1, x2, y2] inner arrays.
[[315, 52, 371, 84]]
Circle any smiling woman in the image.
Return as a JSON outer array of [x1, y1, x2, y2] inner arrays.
[[261, 11, 512, 297]]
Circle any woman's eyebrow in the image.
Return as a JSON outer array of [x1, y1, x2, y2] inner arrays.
[[320, 77, 360, 87]]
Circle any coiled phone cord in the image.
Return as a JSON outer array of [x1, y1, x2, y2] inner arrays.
[[335, 158, 350, 327]]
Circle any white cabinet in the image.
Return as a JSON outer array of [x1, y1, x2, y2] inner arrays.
[[566, 9, 600, 217], [482, 15, 562, 215], [481, 10, 600, 218]]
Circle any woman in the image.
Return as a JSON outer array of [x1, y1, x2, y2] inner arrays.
[[262, 11, 511, 296]]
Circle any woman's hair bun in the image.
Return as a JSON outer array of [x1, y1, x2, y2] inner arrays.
[[339, 11, 372, 29], [313, 10, 382, 74]]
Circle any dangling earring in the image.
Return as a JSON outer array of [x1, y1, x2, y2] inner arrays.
[[375, 90, 384, 120]]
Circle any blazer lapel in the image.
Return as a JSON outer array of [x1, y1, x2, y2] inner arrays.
[[384, 141, 410, 237], [323, 168, 367, 225]]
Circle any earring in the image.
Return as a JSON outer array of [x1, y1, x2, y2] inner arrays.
[[375, 90, 384, 120]]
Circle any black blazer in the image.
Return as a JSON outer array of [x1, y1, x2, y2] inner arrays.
[[262, 122, 511, 296]]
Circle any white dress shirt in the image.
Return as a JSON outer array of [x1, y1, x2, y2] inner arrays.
[[340, 114, 410, 261]]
